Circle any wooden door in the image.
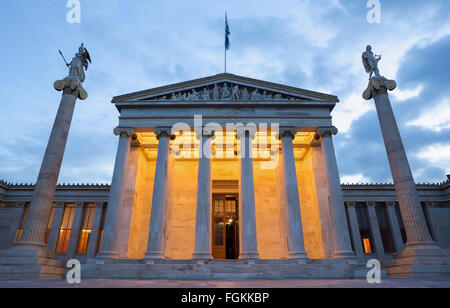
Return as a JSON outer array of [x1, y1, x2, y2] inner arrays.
[[212, 194, 239, 259]]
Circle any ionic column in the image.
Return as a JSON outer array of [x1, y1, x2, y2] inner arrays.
[[192, 128, 215, 259], [237, 128, 259, 259], [315, 127, 354, 258], [97, 127, 135, 259], [367, 202, 385, 262], [66, 202, 84, 258], [363, 78, 435, 248], [279, 128, 307, 260], [16, 80, 87, 249], [346, 202, 365, 263], [47, 202, 65, 253], [386, 202, 404, 252], [145, 128, 175, 260], [87, 202, 104, 259]]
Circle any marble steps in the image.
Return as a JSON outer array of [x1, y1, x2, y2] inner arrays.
[[0, 264, 66, 278], [0, 248, 65, 279], [81, 262, 376, 280], [385, 248, 450, 277]]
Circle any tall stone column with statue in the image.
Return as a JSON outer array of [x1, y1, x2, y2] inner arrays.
[[362, 45, 450, 277], [0, 44, 91, 277]]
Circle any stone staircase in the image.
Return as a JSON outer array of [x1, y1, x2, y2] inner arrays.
[[0, 247, 65, 278], [81, 258, 376, 280], [385, 247, 450, 277]]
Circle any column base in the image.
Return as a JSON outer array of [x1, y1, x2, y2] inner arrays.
[[192, 252, 212, 260], [288, 251, 309, 263], [385, 246, 450, 277], [239, 252, 260, 260], [0, 246, 65, 279], [333, 250, 356, 259], [144, 251, 165, 263], [96, 251, 120, 260]]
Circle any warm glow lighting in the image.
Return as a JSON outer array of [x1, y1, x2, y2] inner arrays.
[[136, 131, 315, 160], [363, 238, 372, 253]]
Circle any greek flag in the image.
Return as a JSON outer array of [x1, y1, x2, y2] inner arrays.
[[225, 14, 230, 50]]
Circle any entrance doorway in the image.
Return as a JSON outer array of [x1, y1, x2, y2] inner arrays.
[[212, 194, 239, 259]]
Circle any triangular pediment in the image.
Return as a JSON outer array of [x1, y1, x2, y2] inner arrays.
[[112, 73, 338, 103]]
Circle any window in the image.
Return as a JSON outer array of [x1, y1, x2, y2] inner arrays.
[[56, 205, 76, 254], [362, 238, 372, 253], [77, 205, 95, 254], [15, 203, 30, 242]]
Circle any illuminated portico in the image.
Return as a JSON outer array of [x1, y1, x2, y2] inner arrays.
[[92, 73, 355, 267]]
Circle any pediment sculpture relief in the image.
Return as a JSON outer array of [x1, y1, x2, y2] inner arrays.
[[143, 82, 303, 101]]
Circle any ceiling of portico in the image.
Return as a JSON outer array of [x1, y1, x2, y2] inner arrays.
[[135, 131, 315, 161]]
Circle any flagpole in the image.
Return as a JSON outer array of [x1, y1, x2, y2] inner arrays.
[[224, 12, 227, 73]]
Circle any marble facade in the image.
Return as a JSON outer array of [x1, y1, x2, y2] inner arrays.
[[1, 73, 449, 279]]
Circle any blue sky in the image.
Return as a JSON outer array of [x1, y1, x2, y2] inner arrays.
[[0, 0, 449, 184]]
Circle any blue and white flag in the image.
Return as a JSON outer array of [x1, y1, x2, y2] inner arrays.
[[225, 14, 230, 50]]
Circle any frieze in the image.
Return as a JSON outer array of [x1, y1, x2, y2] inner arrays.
[[139, 82, 305, 102]]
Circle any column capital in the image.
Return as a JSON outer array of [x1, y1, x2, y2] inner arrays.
[[235, 127, 256, 140], [74, 202, 84, 208], [363, 77, 397, 100], [366, 201, 376, 207], [315, 126, 338, 138], [94, 202, 105, 208], [55, 202, 65, 208], [347, 201, 357, 207], [16, 202, 27, 208], [277, 127, 298, 140], [54, 76, 88, 100], [194, 127, 216, 139], [113, 127, 135, 138], [154, 128, 176, 140], [386, 201, 396, 207]]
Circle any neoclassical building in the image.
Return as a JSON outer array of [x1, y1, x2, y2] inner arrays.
[[1, 73, 449, 279]]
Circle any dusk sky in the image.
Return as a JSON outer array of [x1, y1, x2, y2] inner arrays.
[[0, 0, 449, 185]]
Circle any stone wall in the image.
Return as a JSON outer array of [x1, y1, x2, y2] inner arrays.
[[296, 149, 326, 259], [165, 159, 198, 259], [126, 150, 155, 259], [254, 159, 287, 259]]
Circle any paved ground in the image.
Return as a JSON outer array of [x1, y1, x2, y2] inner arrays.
[[0, 278, 449, 288]]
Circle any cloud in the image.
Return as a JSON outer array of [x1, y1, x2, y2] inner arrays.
[[336, 34, 450, 183], [0, 0, 449, 184]]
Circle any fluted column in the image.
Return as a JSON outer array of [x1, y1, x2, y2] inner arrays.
[[346, 202, 365, 263], [145, 128, 175, 260], [87, 202, 104, 259], [315, 127, 354, 258], [16, 81, 87, 249], [192, 128, 215, 259], [237, 128, 259, 259], [367, 202, 385, 262], [279, 128, 307, 260], [386, 202, 404, 252], [47, 202, 65, 253], [363, 78, 435, 248], [97, 127, 135, 259]]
